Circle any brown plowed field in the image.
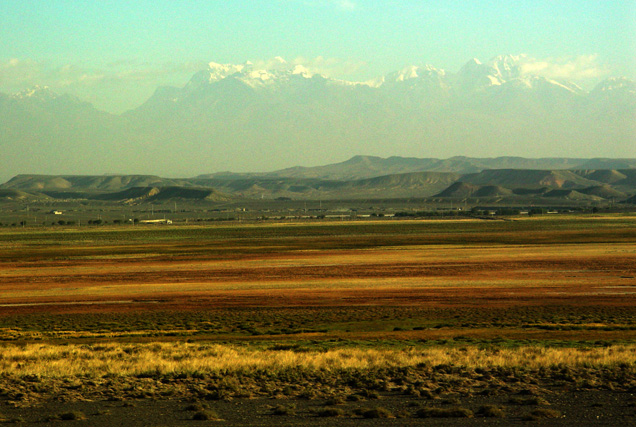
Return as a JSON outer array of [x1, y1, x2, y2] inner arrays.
[[1, 238, 635, 311], [1, 217, 635, 342]]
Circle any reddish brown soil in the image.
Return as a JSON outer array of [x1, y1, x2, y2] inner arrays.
[[1, 245, 635, 314]]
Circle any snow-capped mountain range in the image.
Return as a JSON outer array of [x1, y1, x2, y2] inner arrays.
[[177, 54, 605, 94], [0, 55, 634, 181]]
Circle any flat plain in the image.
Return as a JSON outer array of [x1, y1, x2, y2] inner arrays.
[[1, 216, 636, 425]]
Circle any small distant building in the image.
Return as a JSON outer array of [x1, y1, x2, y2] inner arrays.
[[325, 215, 350, 219], [139, 219, 173, 225]]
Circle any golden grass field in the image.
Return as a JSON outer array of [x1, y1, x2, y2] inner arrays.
[[3, 343, 636, 379]]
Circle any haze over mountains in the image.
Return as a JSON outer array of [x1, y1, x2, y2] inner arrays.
[[1, 54, 634, 183]]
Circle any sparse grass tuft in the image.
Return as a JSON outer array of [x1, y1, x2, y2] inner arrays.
[[316, 407, 345, 417], [59, 411, 86, 421], [324, 396, 345, 406], [477, 405, 505, 418], [271, 404, 295, 416], [192, 409, 220, 421], [416, 406, 474, 418], [184, 403, 208, 411], [523, 408, 562, 420], [508, 396, 550, 406], [362, 407, 393, 419]]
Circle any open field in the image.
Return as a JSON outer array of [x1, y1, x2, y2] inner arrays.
[[1, 216, 636, 424]]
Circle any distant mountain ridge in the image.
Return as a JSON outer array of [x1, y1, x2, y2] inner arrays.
[[2, 156, 636, 203], [1, 54, 635, 182], [92, 186, 230, 203], [259, 155, 636, 180], [2, 174, 182, 191]]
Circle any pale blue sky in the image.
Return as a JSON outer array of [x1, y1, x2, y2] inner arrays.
[[1, 0, 635, 113]]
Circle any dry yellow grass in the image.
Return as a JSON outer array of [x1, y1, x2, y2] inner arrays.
[[2, 343, 635, 379]]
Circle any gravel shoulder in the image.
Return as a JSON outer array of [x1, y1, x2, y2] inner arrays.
[[1, 390, 634, 426]]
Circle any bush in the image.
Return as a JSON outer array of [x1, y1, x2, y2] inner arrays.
[[317, 407, 345, 417], [324, 397, 345, 406], [477, 405, 505, 418], [362, 407, 393, 419], [59, 411, 86, 420], [184, 403, 207, 411], [271, 404, 295, 415], [192, 410, 219, 420], [524, 408, 561, 420]]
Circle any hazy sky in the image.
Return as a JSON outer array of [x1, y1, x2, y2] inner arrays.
[[1, 0, 635, 113]]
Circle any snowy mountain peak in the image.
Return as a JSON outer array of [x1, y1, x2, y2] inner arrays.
[[487, 54, 527, 80], [291, 64, 313, 78], [186, 58, 321, 90], [422, 64, 443, 73], [246, 69, 275, 81], [458, 58, 503, 89], [593, 77, 636, 93], [458, 54, 561, 91], [12, 85, 58, 101], [13, 85, 56, 98], [385, 64, 446, 85], [488, 54, 527, 66], [458, 57, 491, 75], [545, 78, 585, 95], [395, 65, 420, 81], [206, 62, 245, 82], [169, 55, 632, 101]]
